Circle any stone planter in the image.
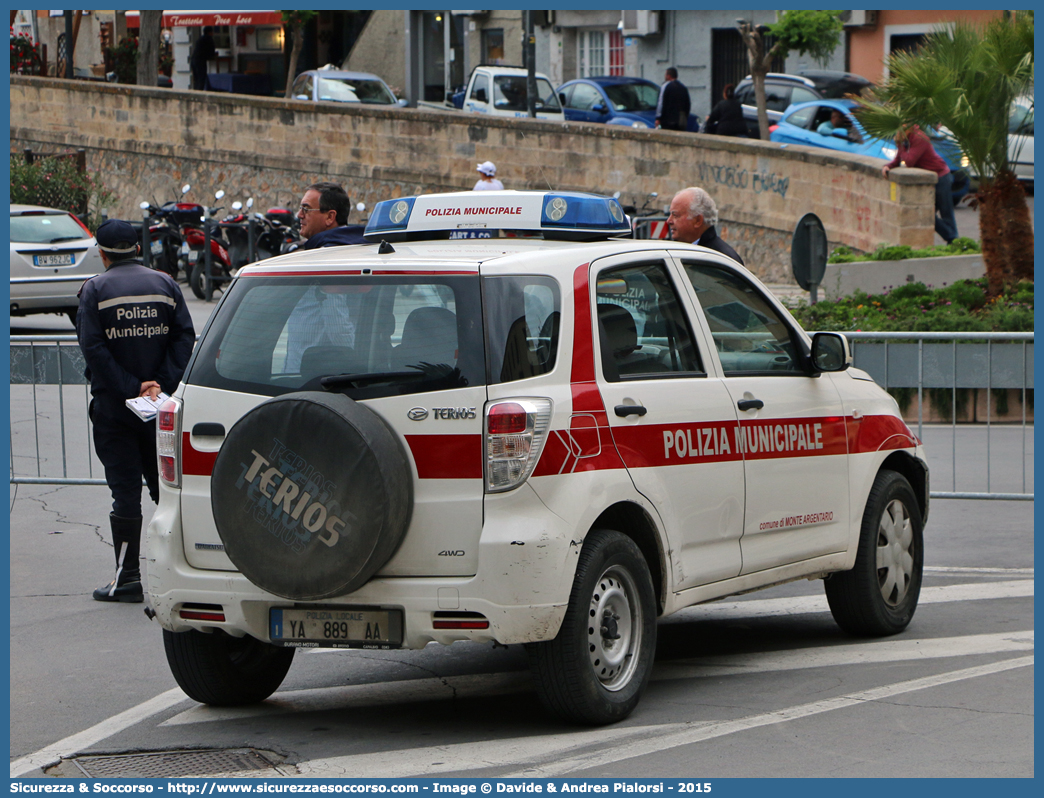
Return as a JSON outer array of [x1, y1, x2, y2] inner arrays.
[[822, 254, 984, 300]]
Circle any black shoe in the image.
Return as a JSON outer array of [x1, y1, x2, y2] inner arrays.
[[93, 578, 144, 603]]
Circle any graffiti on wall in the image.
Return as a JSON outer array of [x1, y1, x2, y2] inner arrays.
[[696, 162, 790, 198]]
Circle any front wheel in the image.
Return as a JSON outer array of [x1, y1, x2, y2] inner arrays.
[[189, 261, 226, 300], [528, 529, 657, 725], [163, 629, 294, 705], [825, 469, 924, 636]]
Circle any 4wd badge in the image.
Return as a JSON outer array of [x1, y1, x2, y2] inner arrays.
[[407, 407, 429, 421]]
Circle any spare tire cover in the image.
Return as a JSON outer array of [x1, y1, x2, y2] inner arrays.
[[210, 391, 413, 601]]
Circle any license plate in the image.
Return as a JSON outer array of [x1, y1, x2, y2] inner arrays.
[[33, 253, 75, 267], [187, 250, 199, 263], [150, 240, 164, 255], [269, 607, 402, 649]]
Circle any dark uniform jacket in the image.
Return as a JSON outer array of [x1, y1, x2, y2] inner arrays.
[[704, 98, 747, 137], [697, 226, 744, 266], [301, 225, 368, 249], [76, 259, 196, 414], [658, 80, 691, 131]]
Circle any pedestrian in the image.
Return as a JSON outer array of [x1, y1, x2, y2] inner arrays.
[[655, 67, 691, 131], [76, 219, 195, 602], [667, 187, 745, 265], [473, 161, 504, 191], [189, 26, 216, 91], [881, 124, 958, 244], [284, 182, 364, 372], [817, 108, 861, 143], [703, 84, 747, 137], [295, 181, 367, 249]]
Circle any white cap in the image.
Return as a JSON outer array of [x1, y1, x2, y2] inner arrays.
[[476, 161, 497, 176]]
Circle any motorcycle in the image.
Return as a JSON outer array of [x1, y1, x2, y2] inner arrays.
[[180, 188, 235, 300], [133, 185, 205, 280]]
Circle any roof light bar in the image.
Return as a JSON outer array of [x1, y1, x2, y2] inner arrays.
[[364, 191, 630, 242]]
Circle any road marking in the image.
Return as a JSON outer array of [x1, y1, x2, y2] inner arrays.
[[13, 578, 1034, 771], [665, 579, 1032, 622], [505, 656, 1035, 777], [297, 656, 1032, 778], [160, 630, 1032, 726], [924, 566, 1034, 576], [9, 687, 188, 778]]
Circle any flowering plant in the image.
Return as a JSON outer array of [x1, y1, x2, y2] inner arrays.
[[10, 27, 44, 75], [10, 153, 115, 232]]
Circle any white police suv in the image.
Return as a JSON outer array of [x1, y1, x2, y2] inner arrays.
[[149, 190, 928, 725]]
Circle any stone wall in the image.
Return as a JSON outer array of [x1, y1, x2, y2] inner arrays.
[[10, 76, 938, 284]]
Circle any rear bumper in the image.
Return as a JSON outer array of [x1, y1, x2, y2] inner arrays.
[[146, 487, 577, 649]]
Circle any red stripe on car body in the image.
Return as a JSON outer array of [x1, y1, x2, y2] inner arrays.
[[182, 433, 218, 476], [405, 434, 483, 479]]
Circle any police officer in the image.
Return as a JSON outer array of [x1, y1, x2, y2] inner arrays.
[[76, 219, 196, 602]]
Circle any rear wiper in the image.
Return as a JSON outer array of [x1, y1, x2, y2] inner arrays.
[[48, 236, 82, 243], [320, 371, 422, 389]]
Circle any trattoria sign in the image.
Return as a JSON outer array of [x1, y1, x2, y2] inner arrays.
[[126, 10, 283, 28]]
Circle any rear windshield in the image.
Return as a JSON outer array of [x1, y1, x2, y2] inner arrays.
[[317, 76, 396, 104], [10, 213, 87, 244], [187, 275, 484, 400]]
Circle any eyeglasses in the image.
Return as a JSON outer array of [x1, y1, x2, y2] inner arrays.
[[298, 204, 326, 214]]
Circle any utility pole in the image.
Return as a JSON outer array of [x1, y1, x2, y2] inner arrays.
[[63, 11, 73, 78], [524, 10, 536, 118]]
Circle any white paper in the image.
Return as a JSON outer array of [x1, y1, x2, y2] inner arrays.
[[125, 392, 170, 421]]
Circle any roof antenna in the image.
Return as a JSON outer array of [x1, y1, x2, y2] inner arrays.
[[378, 240, 395, 255]]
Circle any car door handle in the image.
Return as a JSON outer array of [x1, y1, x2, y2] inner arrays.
[[737, 399, 764, 411], [192, 423, 225, 436], [614, 404, 648, 418]]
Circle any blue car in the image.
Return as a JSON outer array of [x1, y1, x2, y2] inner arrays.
[[556, 76, 700, 132], [770, 99, 969, 203]]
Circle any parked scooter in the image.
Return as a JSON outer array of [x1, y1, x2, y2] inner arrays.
[[133, 184, 205, 280], [181, 188, 235, 300]]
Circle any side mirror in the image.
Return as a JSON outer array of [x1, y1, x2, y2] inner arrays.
[[181, 184, 191, 195], [215, 189, 225, 200], [295, 94, 310, 100], [832, 127, 850, 140], [232, 201, 242, 211], [139, 201, 150, 210], [246, 198, 254, 209], [593, 102, 608, 114], [396, 98, 408, 107], [356, 202, 366, 212], [810, 332, 851, 373]]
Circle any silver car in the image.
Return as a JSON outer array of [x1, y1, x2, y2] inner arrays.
[[10, 204, 103, 324], [290, 68, 407, 107]]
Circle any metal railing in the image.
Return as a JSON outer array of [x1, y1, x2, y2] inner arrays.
[[10, 332, 1033, 500]]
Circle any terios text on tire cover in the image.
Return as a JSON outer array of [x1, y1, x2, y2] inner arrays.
[[147, 190, 929, 724]]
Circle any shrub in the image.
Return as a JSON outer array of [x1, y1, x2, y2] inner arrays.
[[10, 153, 115, 232], [828, 237, 981, 263], [788, 277, 1033, 332], [10, 27, 43, 75]]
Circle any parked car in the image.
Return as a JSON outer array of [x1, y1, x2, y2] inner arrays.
[[770, 99, 970, 204], [290, 67, 406, 107], [1008, 94, 1033, 191], [455, 65, 564, 121], [734, 71, 872, 138], [149, 189, 928, 726], [10, 204, 103, 324], [556, 76, 700, 131]]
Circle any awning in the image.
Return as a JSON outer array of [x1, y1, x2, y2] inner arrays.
[[125, 10, 283, 28]]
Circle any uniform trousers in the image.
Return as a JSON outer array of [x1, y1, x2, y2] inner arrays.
[[91, 402, 159, 518]]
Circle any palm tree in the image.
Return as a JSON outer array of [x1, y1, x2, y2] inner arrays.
[[856, 13, 1034, 295]]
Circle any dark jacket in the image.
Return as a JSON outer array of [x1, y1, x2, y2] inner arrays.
[[190, 33, 216, 68], [697, 226, 744, 266], [301, 225, 368, 249], [76, 260, 195, 414], [657, 80, 691, 131], [704, 98, 747, 137]]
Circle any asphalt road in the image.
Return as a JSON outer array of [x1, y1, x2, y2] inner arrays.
[[9, 434, 1033, 778]]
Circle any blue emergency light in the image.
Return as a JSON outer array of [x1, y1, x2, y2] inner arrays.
[[364, 191, 631, 242]]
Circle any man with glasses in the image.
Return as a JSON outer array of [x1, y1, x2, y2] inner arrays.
[[285, 182, 364, 373], [295, 181, 366, 249]]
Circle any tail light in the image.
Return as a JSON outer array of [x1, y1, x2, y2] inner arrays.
[[157, 396, 182, 488], [69, 214, 92, 236], [183, 228, 205, 246], [484, 398, 552, 493], [769, 124, 779, 133]]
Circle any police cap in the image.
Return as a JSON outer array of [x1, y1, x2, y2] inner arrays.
[[95, 219, 139, 254]]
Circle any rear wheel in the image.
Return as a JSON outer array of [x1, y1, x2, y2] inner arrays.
[[528, 529, 656, 725], [163, 628, 294, 705], [189, 261, 225, 300], [826, 469, 923, 636]]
